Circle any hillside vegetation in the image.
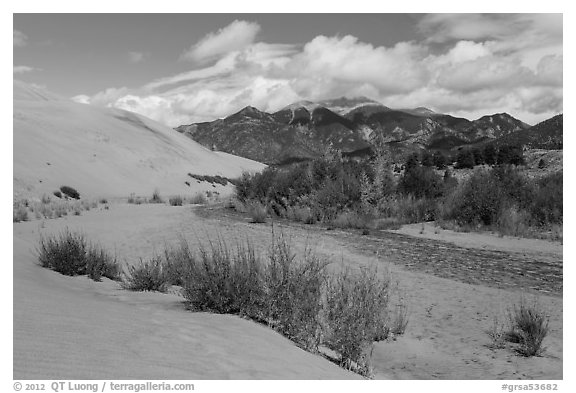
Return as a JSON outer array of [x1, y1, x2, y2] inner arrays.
[[234, 147, 562, 240]]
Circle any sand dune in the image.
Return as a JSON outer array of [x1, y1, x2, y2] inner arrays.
[[13, 80, 265, 200]]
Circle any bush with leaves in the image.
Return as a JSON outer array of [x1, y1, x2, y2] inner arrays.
[[169, 196, 184, 206], [530, 171, 562, 227], [323, 266, 390, 374], [122, 256, 169, 292], [442, 169, 504, 226], [398, 165, 444, 199], [38, 230, 88, 275], [60, 186, 80, 200], [38, 230, 118, 280]]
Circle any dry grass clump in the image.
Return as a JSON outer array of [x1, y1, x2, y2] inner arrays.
[[38, 229, 119, 280], [487, 297, 550, 357], [288, 206, 315, 224], [13, 205, 29, 222], [507, 299, 550, 356], [389, 304, 410, 336], [122, 256, 169, 292], [14, 197, 105, 223], [247, 201, 267, 223], [189, 192, 207, 205], [168, 195, 184, 206], [127, 193, 145, 204], [330, 211, 371, 229], [85, 246, 120, 281], [149, 189, 163, 204]]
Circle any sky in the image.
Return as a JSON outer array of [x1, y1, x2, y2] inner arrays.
[[13, 13, 563, 126]]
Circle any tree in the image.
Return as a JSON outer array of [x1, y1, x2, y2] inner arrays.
[[483, 144, 497, 166], [538, 158, 546, 169], [404, 153, 420, 171], [398, 166, 444, 199], [497, 145, 524, 165], [433, 151, 447, 169], [421, 150, 434, 167], [454, 149, 475, 169], [472, 147, 485, 165]]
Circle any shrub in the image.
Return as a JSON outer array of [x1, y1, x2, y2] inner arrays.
[[389, 304, 409, 337], [229, 198, 247, 213], [323, 266, 390, 375], [38, 230, 88, 276], [265, 237, 327, 350], [53, 191, 62, 198], [454, 149, 475, 169], [442, 170, 503, 226], [150, 189, 163, 203], [288, 205, 315, 224], [169, 196, 184, 206], [99, 198, 108, 204], [497, 204, 530, 237], [497, 145, 525, 166], [122, 256, 169, 292], [190, 193, 207, 205], [162, 232, 397, 377], [248, 201, 267, 223], [177, 238, 266, 318], [85, 245, 120, 281], [530, 172, 562, 226], [38, 230, 119, 281], [13, 206, 29, 223], [60, 186, 80, 199], [507, 298, 550, 357], [398, 166, 444, 199], [310, 179, 349, 221], [378, 195, 438, 224], [330, 211, 371, 229], [538, 158, 546, 169]]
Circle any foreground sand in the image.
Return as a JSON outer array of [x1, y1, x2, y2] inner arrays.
[[13, 204, 562, 379]]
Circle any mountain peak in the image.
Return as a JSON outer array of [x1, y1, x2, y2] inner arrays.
[[281, 100, 320, 113]]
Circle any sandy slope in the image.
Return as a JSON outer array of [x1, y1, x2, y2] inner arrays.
[[13, 80, 265, 200], [13, 208, 358, 379], [13, 204, 562, 379]]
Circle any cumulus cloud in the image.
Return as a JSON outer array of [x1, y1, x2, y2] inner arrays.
[[14, 30, 28, 47], [71, 94, 91, 104], [181, 20, 261, 63], [82, 14, 562, 127]]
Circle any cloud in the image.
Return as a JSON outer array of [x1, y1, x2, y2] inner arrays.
[[82, 15, 562, 127], [181, 20, 261, 63], [128, 51, 149, 63], [71, 94, 91, 104], [13, 65, 39, 74], [14, 30, 27, 47], [419, 14, 517, 43]]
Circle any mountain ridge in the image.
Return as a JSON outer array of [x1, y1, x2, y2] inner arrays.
[[175, 97, 559, 165]]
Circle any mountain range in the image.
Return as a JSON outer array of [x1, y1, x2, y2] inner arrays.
[[175, 97, 562, 165]]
